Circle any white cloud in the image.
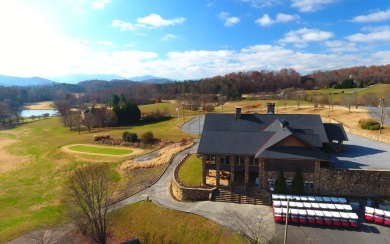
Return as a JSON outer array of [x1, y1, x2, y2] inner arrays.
[[350, 9, 390, 23], [280, 28, 333, 47], [256, 13, 299, 26], [112, 14, 185, 31], [112, 20, 138, 31], [137, 13, 185, 27], [256, 14, 272, 26], [325, 40, 357, 52], [225, 17, 240, 26], [92, 0, 111, 9], [291, 0, 336, 12], [98, 40, 113, 46], [218, 12, 240, 27], [218, 12, 230, 20], [241, 0, 283, 8], [346, 29, 390, 42], [161, 34, 178, 42]]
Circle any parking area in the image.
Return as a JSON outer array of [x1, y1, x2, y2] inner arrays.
[[332, 133, 390, 169], [273, 218, 390, 244]]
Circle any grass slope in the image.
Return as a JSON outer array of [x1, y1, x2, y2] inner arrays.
[[108, 201, 245, 244]]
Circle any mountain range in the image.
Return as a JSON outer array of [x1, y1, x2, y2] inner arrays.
[[0, 75, 55, 86], [0, 74, 172, 86]]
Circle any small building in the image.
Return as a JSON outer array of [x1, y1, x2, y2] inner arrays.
[[197, 103, 348, 193]]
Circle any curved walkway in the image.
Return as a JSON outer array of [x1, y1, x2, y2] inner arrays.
[[114, 137, 275, 241]]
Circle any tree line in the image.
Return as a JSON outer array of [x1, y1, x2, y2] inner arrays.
[[1, 64, 390, 126]]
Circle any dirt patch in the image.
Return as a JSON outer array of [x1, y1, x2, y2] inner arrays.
[[23, 101, 54, 110], [0, 139, 29, 173], [29, 199, 61, 211]]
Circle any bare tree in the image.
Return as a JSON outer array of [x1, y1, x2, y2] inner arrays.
[[374, 98, 389, 134], [66, 164, 117, 244], [224, 207, 270, 243], [343, 94, 354, 112], [362, 92, 379, 106], [28, 229, 56, 244]]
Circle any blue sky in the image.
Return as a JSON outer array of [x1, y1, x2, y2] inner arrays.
[[0, 0, 389, 80]]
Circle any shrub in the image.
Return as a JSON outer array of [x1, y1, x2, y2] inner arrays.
[[141, 131, 154, 144], [293, 168, 304, 195], [275, 169, 287, 194], [122, 131, 138, 142], [359, 119, 380, 130]]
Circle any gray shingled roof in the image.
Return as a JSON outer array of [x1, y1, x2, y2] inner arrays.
[[323, 123, 349, 141], [197, 131, 274, 155], [257, 147, 330, 161], [197, 113, 335, 160]]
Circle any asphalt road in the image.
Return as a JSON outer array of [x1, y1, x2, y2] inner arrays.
[[332, 133, 390, 169], [273, 219, 390, 244]]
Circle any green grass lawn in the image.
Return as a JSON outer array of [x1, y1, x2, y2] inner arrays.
[[68, 145, 133, 155], [108, 201, 246, 244], [294, 84, 390, 104], [178, 154, 203, 187], [0, 104, 193, 242]]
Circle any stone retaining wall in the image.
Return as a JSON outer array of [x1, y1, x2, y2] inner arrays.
[[171, 154, 216, 201], [319, 168, 390, 198]]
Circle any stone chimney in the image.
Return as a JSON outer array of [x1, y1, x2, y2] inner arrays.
[[235, 107, 242, 119], [267, 103, 275, 114]]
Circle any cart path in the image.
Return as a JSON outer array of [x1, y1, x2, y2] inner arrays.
[[113, 141, 275, 241]]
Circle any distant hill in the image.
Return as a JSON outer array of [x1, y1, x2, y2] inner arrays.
[[0, 75, 55, 86], [48, 74, 172, 84], [129, 75, 172, 83], [47, 74, 127, 84]]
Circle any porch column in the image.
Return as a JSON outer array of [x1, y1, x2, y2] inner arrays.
[[202, 155, 206, 185], [260, 159, 266, 189], [244, 156, 249, 186], [229, 155, 235, 186], [216, 155, 220, 187], [314, 161, 320, 193]]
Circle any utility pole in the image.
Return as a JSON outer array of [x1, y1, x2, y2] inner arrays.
[[198, 109, 201, 135], [284, 198, 295, 244], [380, 98, 384, 134]]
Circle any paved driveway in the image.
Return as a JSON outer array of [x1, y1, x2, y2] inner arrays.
[[273, 220, 390, 244], [332, 133, 390, 169]]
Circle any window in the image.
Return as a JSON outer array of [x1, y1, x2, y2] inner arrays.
[[206, 155, 216, 164], [220, 156, 230, 165], [286, 179, 293, 189], [268, 178, 276, 188], [304, 181, 314, 189], [235, 156, 244, 165], [250, 157, 259, 166], [255, 158, 260, 166]]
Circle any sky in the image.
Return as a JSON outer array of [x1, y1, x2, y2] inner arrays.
[[0, 0, 390, 81]]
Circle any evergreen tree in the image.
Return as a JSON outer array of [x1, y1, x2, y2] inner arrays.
[[110, 94, 120, 108], [113, 101, 141, 126], [275, 169, 288, 194], [293, 167, 304, 195]]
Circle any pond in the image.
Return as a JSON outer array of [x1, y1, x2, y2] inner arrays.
[[21, 109, 57, 117]]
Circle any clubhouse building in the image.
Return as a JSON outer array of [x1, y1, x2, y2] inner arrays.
[[197, 103, 348, 193]]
